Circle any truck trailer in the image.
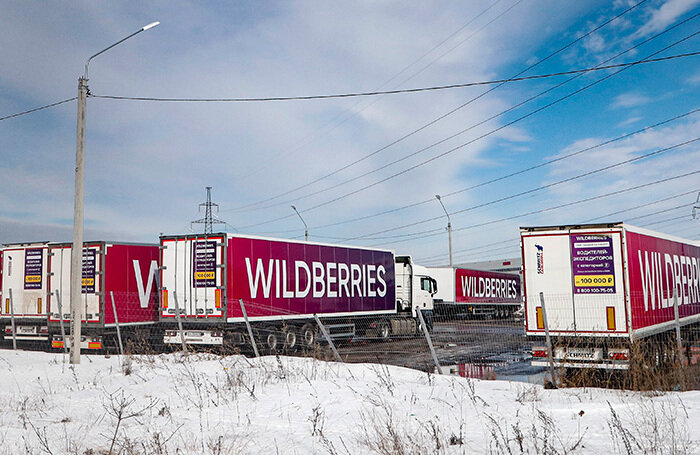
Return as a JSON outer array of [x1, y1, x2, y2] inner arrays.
[[521, 223, 700, 370], [1, 242, 51, 345], [47, 241, 161, 351], [430, 266, 521, 318], [159, 233, 437, 351]]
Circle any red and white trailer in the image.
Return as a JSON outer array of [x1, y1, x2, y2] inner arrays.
[[159, 233, 437, 350], [521, 223, 700, 370], [0, 242, 50, 344], [430, 267, 521, 318], [47, 241, 160, 351]]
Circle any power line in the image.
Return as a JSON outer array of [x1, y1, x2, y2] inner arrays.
[[419, 191, 699, 263], [255, 106, 700, 236], [292, 28, 700, 219], [227, 0, 650, 212], [368, 170, 700, 245], [232, 0, 513, 188], [583, 189, 700, 222], [344, 137, 699, 241], [418, 237, 515, 262], [237, 20, 700, 229], [417, 191, 700, 264], [643, 213, 693, 227], [0, 97, 76, 122], [90, 52, 698, 103], [625, 203, 696, 223]]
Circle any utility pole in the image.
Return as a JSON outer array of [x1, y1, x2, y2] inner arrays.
[[191, 187, 226, 234], [291, 205, 309, 241], [69, 76, 88, 365], [70, 22, 159, 364], [435, 195, 453, 268]]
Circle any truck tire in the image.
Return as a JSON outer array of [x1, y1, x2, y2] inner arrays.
[[378, 320, 391, 340], [283, 325, 298, 352], [300, 323, 318, 350], [258, 325, 281, 353]]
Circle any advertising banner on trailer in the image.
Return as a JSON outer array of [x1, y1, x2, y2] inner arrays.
[[454, 268, 521, 304], [227, 236, 396, 320], [569, 234, 616, 295], [626, 229, 700, 334]]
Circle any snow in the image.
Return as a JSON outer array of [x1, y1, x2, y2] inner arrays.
[[0, 351, 698, 454]]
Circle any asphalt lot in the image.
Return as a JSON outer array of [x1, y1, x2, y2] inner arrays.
[[336, 316, 543, 380]]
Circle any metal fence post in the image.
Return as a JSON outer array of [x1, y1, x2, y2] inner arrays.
[[239, 299, 259, 358], [110, 291, 124, 356], [313, 314, 343, 363], [673, 288, 685, 365], [55, 290, 68, 354], [417, 309, 441, 374], [172, 291, 188, 352], [539, 292, 556, 387], [8, 288, 17, 350]]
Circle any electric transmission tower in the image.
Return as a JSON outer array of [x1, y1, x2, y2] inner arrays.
[[191, 187, 226, 234]]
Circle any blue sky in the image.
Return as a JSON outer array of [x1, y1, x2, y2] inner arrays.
[[1, 0, 699, 265]]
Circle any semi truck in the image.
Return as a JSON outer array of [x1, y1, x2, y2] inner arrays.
[[430, 266, 521, 318], [47, 241, 160, 351], [1, 242, 51, 345], [159, 233, 437, 351], [521, 223, 700, 370]]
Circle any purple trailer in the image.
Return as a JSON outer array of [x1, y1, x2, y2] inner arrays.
[[160, 234, 436, 350]]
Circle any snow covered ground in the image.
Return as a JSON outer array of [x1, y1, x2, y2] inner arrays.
[[0, 351, 698, 454]]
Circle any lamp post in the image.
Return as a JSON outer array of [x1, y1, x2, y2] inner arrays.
[[291, 205, 309, 241], [435, 194, 453, 268], [70, 21, 160, 365]]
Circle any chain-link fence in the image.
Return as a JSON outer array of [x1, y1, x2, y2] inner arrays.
[[2, 286, 700, 390]]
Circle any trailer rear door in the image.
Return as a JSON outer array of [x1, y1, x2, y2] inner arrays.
[[48, 244, 102, 323], [522, 227, 628, 336], [161, 235, 225, 320], [1, 245, 49, 319]]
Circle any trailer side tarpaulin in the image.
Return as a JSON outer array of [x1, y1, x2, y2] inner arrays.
[[626, 230, 700, 331], [227, 236, 396, 318], [454, 268, 520, 304]]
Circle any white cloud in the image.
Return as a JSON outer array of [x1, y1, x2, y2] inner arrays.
[[617, 116, 643, 127], [610, 92, 652, 109], [635, 0, 700, 37]]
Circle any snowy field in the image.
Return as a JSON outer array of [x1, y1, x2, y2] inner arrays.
[[0, 351, 698, 454]]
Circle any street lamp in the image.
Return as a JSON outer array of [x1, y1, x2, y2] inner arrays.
[[291, 205, 309, 241], [70, 21, 160, 365], [435, 194, 453, 268]]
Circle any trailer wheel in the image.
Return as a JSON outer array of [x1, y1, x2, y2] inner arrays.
[[300, 323, 318, 349], [258, 326, 280, 353], [378, 320, 391, 340], [283, 326, 298, 352]]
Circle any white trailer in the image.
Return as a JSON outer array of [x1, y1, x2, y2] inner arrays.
[[430, 266, 521, 318], [0, 242, 50, 344], [521, 223, 700, 370]]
